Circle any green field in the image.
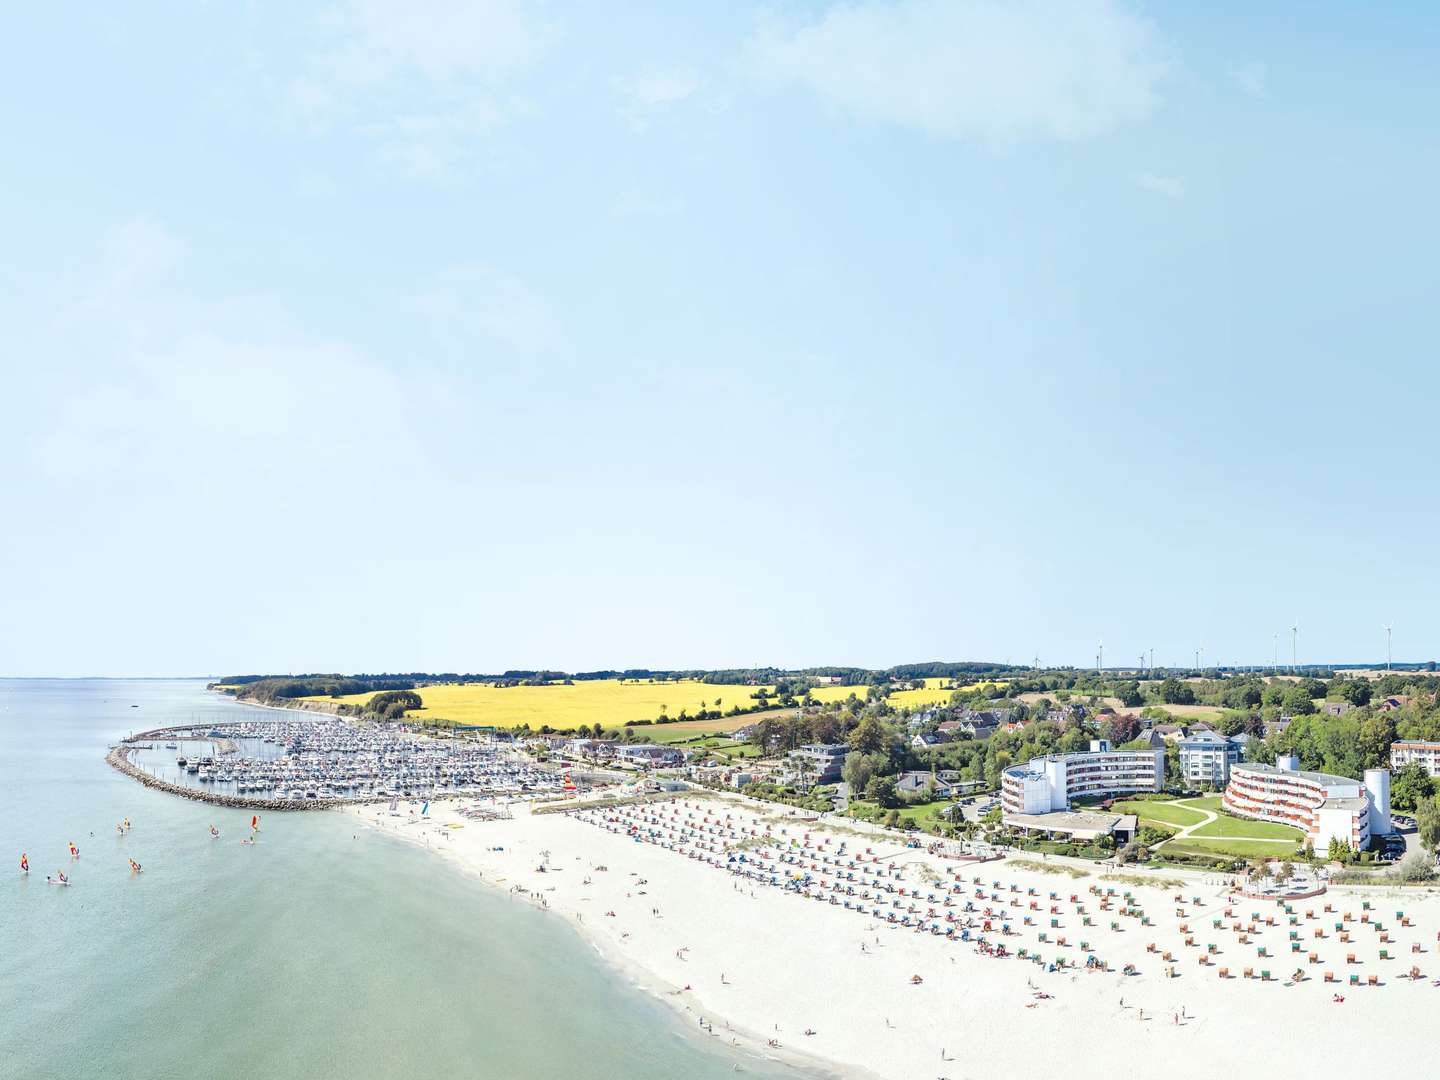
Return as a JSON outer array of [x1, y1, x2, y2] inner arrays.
[[1175, 798, 1304, 841], [851, 797, 958, 830], [1112, 799, 1207, 829], [1159, 837, 1303, 859], [310, 679, 766, 732]]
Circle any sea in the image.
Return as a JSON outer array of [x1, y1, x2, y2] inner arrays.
[[0, 679, 799, 1080]]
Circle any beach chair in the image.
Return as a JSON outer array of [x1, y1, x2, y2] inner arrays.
[[1367, 974, 1378, 986], [1349, 973, 1360, 986], [1324, 971, 1336, 983], [1413, 942, 1423, 954], [1339, 932, 1350, 943], [1260, 969, 1272, 982], [1410, 966, 1422, 980], [1309, 952, 1318, 964], [1243, 967, 1254, 980], [1315, 929, 1325, 939], [1208, 943, 1218, 955], [1380, 949, 1390, 960], [1346, 953, 1357, 965], [1162, 951, 1173, 962]]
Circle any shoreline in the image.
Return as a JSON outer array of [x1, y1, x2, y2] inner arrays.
[[348, 792, 1440, 1080], [349, 797, 855, 1080]]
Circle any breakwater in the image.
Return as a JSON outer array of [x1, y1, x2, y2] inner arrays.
[[106, 726, 381, 812]]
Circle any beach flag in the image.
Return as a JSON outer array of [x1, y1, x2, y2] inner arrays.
[[421, 801, 429, 816], [251, 815, 259, 831]]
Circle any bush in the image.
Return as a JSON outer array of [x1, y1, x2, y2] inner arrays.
[[1393, 853, 1437, 884]]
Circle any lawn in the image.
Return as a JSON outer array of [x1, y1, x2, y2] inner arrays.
[[309, 679, 767, 731], [1160, 837, 1303, 859], [850, 798, 959, 830], [1111, 799, 1208, 829], [1170, 796, 1306, 841]]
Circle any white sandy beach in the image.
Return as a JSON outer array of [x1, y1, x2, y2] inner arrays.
[[352, 793, 1440, 1080]]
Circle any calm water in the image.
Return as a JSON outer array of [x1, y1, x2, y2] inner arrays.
[[0, 679, 797, 1080]]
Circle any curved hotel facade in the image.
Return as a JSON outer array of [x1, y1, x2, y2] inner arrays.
[[1222, 754, 1390, 852], [1001, 740, 1165, 819]]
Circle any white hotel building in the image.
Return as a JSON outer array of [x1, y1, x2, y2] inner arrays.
[[1390, 740, 1440, 777], [1001, 740, 1165, 819], [1222, 754, 1391, 852]]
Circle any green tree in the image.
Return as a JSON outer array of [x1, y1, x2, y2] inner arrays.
[[1159, 678, 1196, 705], [1281, 686, 1317, 715], [1391, 761, 1435, 813], [842, 751, 876, 792], [865, 775, 899, 809], [848, 715, 892, 756], [1417, 796, 1440, 854]]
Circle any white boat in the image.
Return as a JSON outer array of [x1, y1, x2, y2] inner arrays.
[[47, 877, 71, 886]]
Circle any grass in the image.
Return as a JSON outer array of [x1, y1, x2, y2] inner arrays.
[[1172, 796, 1307, 841], [310, 678, 767, 731], [1111, 799, 1207, 829], [1100, 872, 1185, 890], [1008, 858, 1090, 879], [1160, 837, 1303, 859]]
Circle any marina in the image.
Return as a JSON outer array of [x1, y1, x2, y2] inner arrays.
[[109, 717, 569, 809]]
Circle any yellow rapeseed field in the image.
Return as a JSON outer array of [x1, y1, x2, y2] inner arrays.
[[886, 680, 1001, 710], [311, 678, 767, 731]]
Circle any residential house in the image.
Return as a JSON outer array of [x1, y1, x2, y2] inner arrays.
[[786, 743, 848, 785], [1177, 730, 1245, 786], [895, 770, 960, 799]]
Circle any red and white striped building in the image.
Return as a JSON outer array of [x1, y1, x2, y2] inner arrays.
[[1222, 755, 1390, 852]]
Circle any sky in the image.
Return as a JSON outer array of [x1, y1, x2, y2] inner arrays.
[[4, 1, 1440, 677]]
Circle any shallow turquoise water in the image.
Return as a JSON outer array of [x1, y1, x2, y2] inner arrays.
[[0, 679, 796, 1080]]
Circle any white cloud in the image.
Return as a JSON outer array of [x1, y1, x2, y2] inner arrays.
[[1136, 172, 1185, 197], [1232, 61, 1268, 98], [268, 0, 554, 181], [31, 220, 435, 498], [413, 265, 558, 354], [610, 190, 686, 219], [612, 64, 704, 131], [744, 0, 1170, 141]]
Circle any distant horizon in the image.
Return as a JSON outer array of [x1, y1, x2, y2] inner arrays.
[[4, 660, 1433, 681]]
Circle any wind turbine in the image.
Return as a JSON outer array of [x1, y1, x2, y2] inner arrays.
[[1384, 625, 1392, 671], [1291, 619, 1299, 674], [1097, 643, 1103, 672], [1273, 632, 1278, 673]]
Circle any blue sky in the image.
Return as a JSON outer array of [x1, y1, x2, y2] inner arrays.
[[3, 1, 1439, 676]]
